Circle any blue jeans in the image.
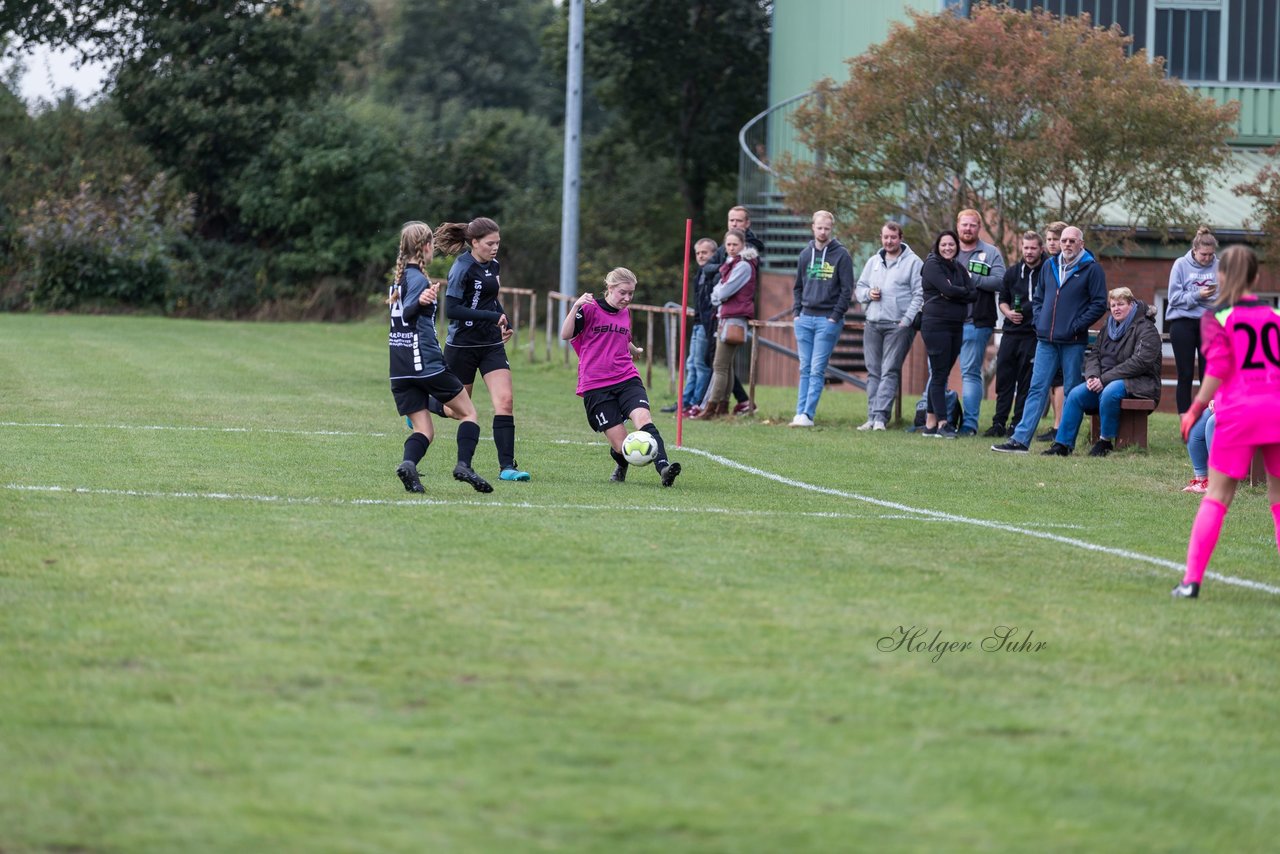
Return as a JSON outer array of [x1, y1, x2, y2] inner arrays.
[[681, 326, 712, 407], [1055, 379, 1129, 448], [1188, 410, 1216, 476], [1010, 341, 1086, 446], [959, 324, 993, 432], [863, 320, 917, 423], [794, 314, 843, 418]]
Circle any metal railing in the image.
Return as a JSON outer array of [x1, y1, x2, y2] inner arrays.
[[736, 90, 821, 274], [736, 89, 815, 204]]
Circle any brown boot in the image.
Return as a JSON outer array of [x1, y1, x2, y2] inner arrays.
[[691, 401, 724, 419]]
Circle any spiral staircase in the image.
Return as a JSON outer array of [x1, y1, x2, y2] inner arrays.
[[737, 91, 867, 378]]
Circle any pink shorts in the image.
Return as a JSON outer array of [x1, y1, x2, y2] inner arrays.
[[1208, 441, 1280, 480]]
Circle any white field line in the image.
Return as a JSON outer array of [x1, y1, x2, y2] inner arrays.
[[677, 446, 1280, 597], [0, 420, 390, 438], [3, 421, 1273, 594], [2, 483, 949, 523], [0, 483, 1085, 529]]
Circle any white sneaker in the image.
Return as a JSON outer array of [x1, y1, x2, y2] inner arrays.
[[872, 420, 886, 431], [789, 413, 814, 428], [856, 419, 875, 431]]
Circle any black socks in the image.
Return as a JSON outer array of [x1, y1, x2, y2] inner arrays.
[[493, 414, 516, 469], [641, 423, 668, 466], [456, 420, 481, 467], [403, 432, 430, 465]]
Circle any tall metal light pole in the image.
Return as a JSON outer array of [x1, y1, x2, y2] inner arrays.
[[559, 0, 584, 303]]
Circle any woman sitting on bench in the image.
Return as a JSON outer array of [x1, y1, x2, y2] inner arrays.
[[1041, 287, 1162, 458]]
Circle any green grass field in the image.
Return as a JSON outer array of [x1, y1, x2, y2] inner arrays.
[[3, 313, 1278, 852]]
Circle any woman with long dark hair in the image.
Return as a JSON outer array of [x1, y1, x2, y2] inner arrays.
[[918, 229, 976, 439], [435, 217, 529, 481]]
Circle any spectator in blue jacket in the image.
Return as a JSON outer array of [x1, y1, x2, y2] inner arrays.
[[992, 225, 1108, 453]]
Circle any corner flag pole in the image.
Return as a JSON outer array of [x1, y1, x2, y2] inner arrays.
[[675, 218, 692, 447]]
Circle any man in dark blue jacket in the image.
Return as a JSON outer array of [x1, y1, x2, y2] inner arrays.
[[992, 225, 1108, 453]]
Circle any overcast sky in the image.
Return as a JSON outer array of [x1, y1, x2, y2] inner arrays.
[[12, 43, 109, 104]]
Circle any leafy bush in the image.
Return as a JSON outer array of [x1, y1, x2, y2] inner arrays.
[[162, 235, 272, 318], [234, 98, 408, 286], [16, 175, 193, 311]]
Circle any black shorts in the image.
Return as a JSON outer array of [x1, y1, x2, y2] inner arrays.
[[445, 343, 510, 386], [390, 371, 466, 416], [582, 376, 650, 432]]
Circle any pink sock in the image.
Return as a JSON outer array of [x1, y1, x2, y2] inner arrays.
[[1184, 498, 1228, 585], [1272, 503, 1280, 556]]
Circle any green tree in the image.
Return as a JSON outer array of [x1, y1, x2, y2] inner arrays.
[[0, 94, 179, 308], [17, 174, 193, 312], [556, 0, 770, 233], [576, 136, 687, 306], [111, 2, 365, 237], [379, 0, 560, 121], [1235, 149, 1280, 259], [777, 5, 1238, 255], [0, 2, 135, 51], [233, 97, 407, 282], [396, 105, 564, 290]]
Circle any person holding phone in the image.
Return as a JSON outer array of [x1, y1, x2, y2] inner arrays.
[[1166, 226, 1220, 414]]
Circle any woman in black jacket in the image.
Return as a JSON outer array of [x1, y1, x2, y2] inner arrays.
[[919, 230, 977, 438]]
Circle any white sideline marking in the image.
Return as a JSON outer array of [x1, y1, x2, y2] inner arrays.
[[0, 420, 389, 438], [679, 446, 1280, 597], [0, 483, 1085, 530], [2, 483, 952, 523], [3, 421, 1270, 594]]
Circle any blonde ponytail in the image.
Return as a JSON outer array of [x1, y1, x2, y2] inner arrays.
[[386, 221, 434, 305]]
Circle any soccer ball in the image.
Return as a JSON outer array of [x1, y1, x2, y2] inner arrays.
[[621, 430, 658, 466]]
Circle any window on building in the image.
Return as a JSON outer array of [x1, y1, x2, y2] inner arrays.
[[1227, 0, 1280, 82], [990, 0, 1280, 84], [996, 1, 1149, 55], [1155, 5, 1221, 82]]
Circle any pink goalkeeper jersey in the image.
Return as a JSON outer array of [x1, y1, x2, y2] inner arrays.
[[571, 297, 640, 395], [1200, 298, 1280, 449]]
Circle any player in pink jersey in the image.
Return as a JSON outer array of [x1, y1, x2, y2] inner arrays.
[[560, 267, 681, 486], [1174, 245, 1280, 598]]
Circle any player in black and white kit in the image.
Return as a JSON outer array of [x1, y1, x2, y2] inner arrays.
[[386, 221, 492, 495], [434, 218, 531, 482]]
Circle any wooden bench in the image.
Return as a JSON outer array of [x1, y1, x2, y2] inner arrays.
[[1250, 449, 1267, 486], [1089, 398, 1157, 450]]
